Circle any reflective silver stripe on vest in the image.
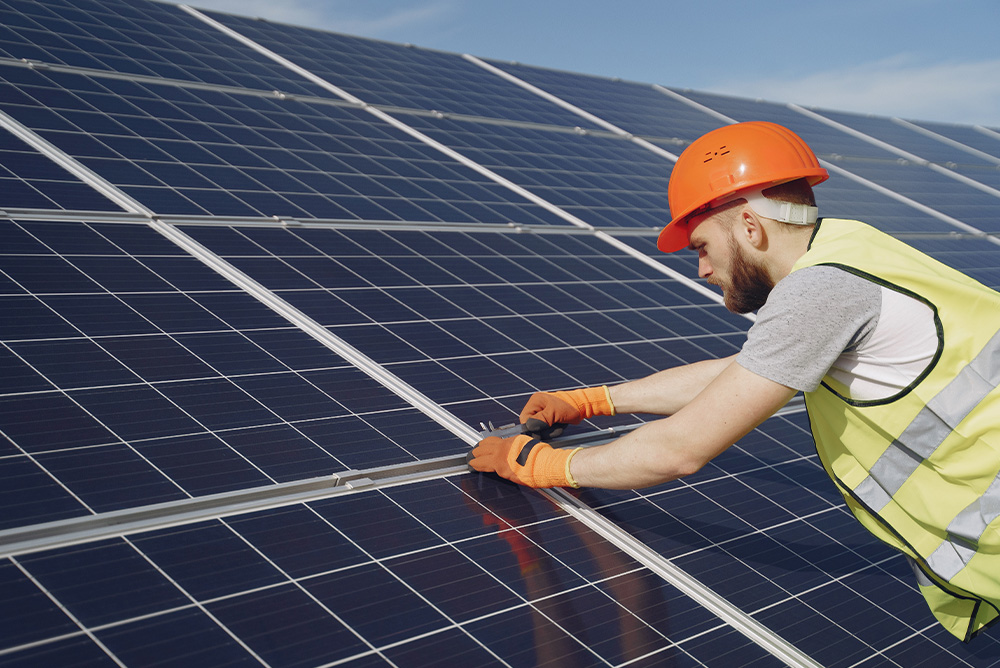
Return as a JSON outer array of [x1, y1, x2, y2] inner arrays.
[[926, 471, 1000, 581], [906, 555, 934, 587], [854, 326, 1000, 514]]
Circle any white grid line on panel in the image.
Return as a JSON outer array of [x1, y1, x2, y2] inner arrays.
[[791, 104, 1000, 206], [179, 4, 725, 314], [893, 118, 1000, 167]]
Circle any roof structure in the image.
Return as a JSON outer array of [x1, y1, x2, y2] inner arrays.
[[1, 1, 1000, 666]]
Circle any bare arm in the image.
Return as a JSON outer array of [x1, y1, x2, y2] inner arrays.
[[571, 361, 795, 489], [609, 353, 738, 416]]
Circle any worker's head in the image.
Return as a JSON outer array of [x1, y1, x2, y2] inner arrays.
[[688, 177, 822, 312], [658, 121, 828, 254]]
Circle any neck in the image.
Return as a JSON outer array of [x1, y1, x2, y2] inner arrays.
[[767, 224, 814, 283]]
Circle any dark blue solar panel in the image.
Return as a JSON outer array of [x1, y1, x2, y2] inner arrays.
[[814, 108, 1000, 168], [487, 59, 723, 143], [1, 475, 781, 667], [0, 0, 332, 96], [829, 159, 1000, 233], [0, 219, 470, 531], [398, 113, 673, 229], [907, 120, 1000, 161], [180, 223, 748, 431], [206, 10, 606, 129], [0, 124, 120, 211], [0, 64, 570, 225]]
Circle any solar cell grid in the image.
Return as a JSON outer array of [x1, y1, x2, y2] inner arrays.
[[179, 222, 749, 433], [204, 9, 608, 129], [812, 108, 1000, 168], [0, 0, 332, 96], [0, 218, 475, 532], [399, 112, 674, 229], [0, 63, 574, 226], [0, 122, 121, 211], [907, 120, 1000, 161], [829, 159, 1000, 233], [1, 476, 781, 667], [486, 59, 724, 144]]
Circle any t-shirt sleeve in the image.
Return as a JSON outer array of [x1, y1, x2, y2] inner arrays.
[[736, 265, 881, 392]]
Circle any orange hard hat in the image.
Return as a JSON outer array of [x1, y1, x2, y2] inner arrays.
[[658, 121, 829, 252]]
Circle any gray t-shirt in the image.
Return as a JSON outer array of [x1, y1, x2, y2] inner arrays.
[[737, 265, 881, 392]]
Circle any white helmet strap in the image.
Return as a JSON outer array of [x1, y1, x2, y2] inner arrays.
[[740, 188, 818, 226]]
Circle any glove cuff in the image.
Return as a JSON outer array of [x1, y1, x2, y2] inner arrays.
[[512, 437, 579, 488], [557, 385, 616, 419]]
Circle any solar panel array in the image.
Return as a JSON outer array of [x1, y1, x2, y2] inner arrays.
[[1, 1, 999, 666]]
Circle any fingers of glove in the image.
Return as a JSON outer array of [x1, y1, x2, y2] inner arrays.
[[468, 435, 571, 488], [524, 417, 566, 440], [467, 437, 504, 473], [468, 435, 539, 484], [519, 392, 582, 426]]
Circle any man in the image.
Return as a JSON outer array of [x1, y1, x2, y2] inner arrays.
[[468, 121, 1000, 641]]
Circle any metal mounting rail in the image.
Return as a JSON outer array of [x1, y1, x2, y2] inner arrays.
[[0, 455, 468, 559], [0, 398, 809, 560]]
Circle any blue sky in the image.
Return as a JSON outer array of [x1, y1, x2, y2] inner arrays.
[[182, 0, 1000, 127]]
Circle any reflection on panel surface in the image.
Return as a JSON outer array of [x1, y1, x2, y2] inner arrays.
[[3, 475, 775, 667]]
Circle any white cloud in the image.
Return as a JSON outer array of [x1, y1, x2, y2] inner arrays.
[[709, 56, 1000, 127]]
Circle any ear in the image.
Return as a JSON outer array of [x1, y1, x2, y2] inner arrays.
[[738, 206, 767, 250]]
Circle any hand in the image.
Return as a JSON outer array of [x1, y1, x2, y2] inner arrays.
[[519, 386, 616, 437], [467, 434, 581, 488]]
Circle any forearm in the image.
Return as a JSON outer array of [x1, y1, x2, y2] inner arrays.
[[570, 359, 795, 490], [569, 419, 704, 489], [609, 354, 737, 416]]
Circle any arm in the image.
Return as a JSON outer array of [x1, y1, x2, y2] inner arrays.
[[609, 353, 737, 416], [571, 360, 795, 489]]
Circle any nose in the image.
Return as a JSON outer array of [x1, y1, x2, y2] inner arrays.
[[698, 252, 712, 279]]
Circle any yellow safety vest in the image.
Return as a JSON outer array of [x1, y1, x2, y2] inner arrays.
[[792, 219, 1000, 642]]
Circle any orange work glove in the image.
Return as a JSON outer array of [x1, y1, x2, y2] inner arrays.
[[519, 386, 616, 437], [467, 434, 582, 489]]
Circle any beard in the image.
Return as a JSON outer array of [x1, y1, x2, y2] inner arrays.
[[720, 233, 775, 314]]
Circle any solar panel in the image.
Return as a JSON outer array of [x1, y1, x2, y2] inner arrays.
[[0, 120, 121, 211], [202, 9, 608, 128], [0, 64, 574, 226], [4, 475, 793, 667], [807, 108, 999, 168], [176, 222, 747, 433], [483, 60, 724, 144], [0, 217, 473, 531], [2, 1, 999, 666], [905, 121, 1000, 161], [0, 0, 331, 95]]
